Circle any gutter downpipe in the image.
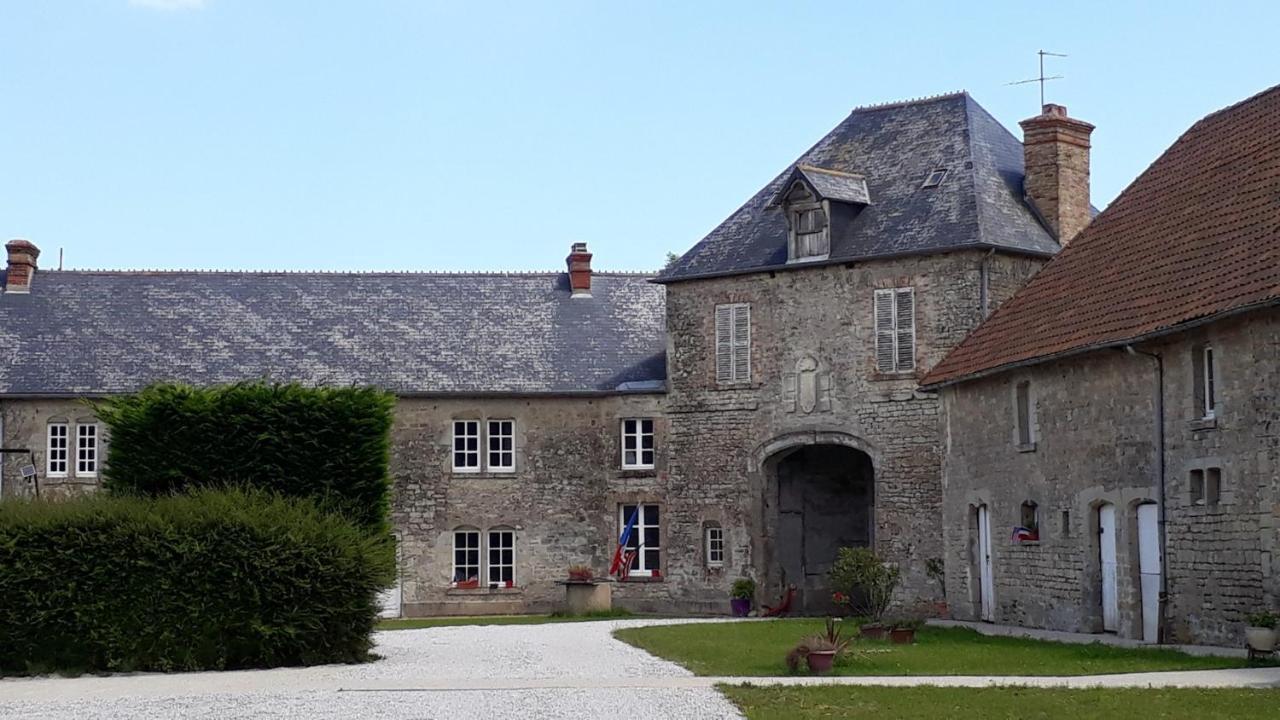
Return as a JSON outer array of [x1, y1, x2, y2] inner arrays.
[[1124, 344, 1169, 643]]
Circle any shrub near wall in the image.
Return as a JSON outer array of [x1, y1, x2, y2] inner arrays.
[[0, 489, 395, 674], [97, 383, 396, 531]]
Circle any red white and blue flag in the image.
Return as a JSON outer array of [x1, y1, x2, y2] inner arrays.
[[610, 506, 641, 578]]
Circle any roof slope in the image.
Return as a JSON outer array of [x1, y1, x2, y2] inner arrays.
[[923, 84, 1280, 387], [658, 92, 1059, 282], [0, 271, 666, 395]]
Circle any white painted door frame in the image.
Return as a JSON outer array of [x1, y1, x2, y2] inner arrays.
[[1099, 503, 1119, 632], [1137, 503, 1162, 643], [977, 504, 995, 622]]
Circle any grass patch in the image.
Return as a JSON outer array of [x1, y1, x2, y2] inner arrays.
[[614, 620, 1265, 676], [719, 685, 1280, 720], [378, 608, 633, 630]]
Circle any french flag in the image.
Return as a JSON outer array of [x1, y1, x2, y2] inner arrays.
[[610, 506, 641, 577]]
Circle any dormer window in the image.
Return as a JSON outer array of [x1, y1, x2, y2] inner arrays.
[[771, 164, 870, 265], [793, 205, 829, 260]]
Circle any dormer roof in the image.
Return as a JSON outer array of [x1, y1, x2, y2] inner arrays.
[[770, 165, 871, 207], [658, 92, 1060, 283]]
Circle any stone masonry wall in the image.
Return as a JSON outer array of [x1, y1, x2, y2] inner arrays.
[[664, 249, 1045, 612], [940, 307, 1280, 644]]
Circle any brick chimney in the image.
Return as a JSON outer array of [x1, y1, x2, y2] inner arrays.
[[566, 242, 592, 297], [5, 239, 40, 293], [1019, 104, 1095, 245]]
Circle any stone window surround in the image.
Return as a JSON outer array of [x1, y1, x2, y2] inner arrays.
[[450, 525, 520, 590], [451, 417, 517, 475], [620, 417, 656, 470], [617, 501, 663, 580], [1011, 378, 1037, 452]]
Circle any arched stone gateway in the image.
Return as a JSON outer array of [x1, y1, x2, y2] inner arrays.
[[756, 431, 876, 615]]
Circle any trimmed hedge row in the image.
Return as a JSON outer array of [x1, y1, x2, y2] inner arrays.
[[97, 383, 396, 531], [0, 489, 395, 674]]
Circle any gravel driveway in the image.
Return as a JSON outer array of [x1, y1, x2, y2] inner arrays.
[[0, 619, 744, 719]]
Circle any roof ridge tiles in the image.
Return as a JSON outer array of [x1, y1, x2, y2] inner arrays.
[[48, 268, 658, 277], [849, 90, 967, 114]]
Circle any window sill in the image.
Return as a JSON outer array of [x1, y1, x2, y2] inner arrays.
[[450, 472, 520, 479], [619, 576, 665, 584], [869, 371, 919, 383], [618, 468, 657, 477], [714, 381, 754, 390], [446, 587, 522, 596], [1187, 417, 1218, 432], [1016, 442, 1037, 453]]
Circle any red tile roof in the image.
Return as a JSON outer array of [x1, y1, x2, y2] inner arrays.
[[922, 84, 1280, 388]]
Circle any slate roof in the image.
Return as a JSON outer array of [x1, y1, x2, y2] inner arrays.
[[922, 84, 1280, 388], [0, 270, 667, 396], [658, 92, 1060, 283]]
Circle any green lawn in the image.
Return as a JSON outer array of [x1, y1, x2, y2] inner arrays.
[[377, 609, 633, 630], [720, 685, 1280, 720], [613, 620, 1265, 676]]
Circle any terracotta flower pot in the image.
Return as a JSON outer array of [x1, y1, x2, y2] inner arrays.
[[889, 627, 916, 644], [805, 649, 837, 673], [730, 598, 752, 617], [859, 624, 886, 640]]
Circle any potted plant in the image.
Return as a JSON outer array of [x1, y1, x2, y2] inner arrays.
[[925, 557, 949, 618], [730, 578, 756, 617], [829, 547, 899, 639], [1245, 610, 1279, 655], [887, 616, 924, 644], [566, 564, 595, 582]]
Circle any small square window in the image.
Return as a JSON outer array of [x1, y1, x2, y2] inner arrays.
[[621, 418, 656, 469], [922, 168, 949, 188]]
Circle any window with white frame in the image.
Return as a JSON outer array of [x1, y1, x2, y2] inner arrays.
[[487, 419, 514, 472], [705, 526, 725, 568], [1193, 344, 1217, 419], [874, 287, 915, 373], [487, 529, 515, 587], [47, 423, 68, 476], [621, 418, 655, 469], [76, 424, 99, 476], [715, 303, 751, 384], [452, 420, 480, 471], [620, 504, 661, 577], [452, 529, 481, 585]]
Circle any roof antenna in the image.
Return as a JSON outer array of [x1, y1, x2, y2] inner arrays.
[[1006, 50, 1066, 108]]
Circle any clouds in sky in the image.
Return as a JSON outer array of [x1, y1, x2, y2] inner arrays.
[[129, 0, 207, 10]]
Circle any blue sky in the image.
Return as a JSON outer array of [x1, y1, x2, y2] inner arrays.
[[1, 1, 1275, 272]]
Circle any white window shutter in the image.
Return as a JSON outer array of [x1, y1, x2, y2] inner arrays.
[[732, 304, 751, 382], [874, 290, 896, 373], [895, 288, 915, 371], [715, 305, 733, 383]]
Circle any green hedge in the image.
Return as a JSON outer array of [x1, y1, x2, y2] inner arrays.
[[97, 383, 395, 531], [0, 489, 395, 674]]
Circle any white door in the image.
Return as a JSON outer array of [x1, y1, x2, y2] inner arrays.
[[1137, 503, 1162, 643], [977, 505, 995, 622], [378, 534, 403, 619], [1099, 503, 1119, 632]]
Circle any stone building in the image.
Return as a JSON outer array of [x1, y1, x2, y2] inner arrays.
[[922, 85, 1280, 645], [655, 92, 1073, 611], [0, 91, 1088, 618]]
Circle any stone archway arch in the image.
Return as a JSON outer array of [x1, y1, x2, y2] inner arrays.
[[754, 428, 878, 614]]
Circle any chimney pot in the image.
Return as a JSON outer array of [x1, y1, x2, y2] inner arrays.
[[1019, 105, 1095, 245], [5, 239, 40, 293], [566, 242, 592, 297]]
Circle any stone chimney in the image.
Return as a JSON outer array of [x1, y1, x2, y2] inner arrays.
[[5, 239, 40, 293], [566, 242, 592, 297], [1019, 104, 1095, 245]]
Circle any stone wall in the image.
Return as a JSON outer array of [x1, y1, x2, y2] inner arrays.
[[0, 398, 104, 499], [939, 307, 1280, 644], [663, 249, 1045, 611]]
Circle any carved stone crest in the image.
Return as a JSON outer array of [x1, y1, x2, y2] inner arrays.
[[783, 355, 832, 414]]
